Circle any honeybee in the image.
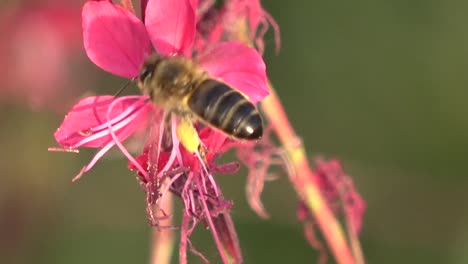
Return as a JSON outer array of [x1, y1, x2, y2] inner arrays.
[[137, 54, 263, 150]]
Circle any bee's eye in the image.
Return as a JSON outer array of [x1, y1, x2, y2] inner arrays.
[[139, 64, 155, 82]]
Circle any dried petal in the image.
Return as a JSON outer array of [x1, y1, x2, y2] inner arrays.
[[212, 212, 243, 264], [226, 0, 281, 53]]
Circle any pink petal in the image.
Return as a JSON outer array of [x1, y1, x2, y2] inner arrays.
[[217, 72, 268, 103], [198, 42, 268, 103], [145, 0, 196, 56], [54, 96, 151, 148], [82, 1, 151, 78], [189, 0, 198, 8], [199, 128, 228, 153]]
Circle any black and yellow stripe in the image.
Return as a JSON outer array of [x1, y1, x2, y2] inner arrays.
[[187, 79, 263, 140]]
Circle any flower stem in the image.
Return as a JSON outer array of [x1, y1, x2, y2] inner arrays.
[[346, 220, 365, 264], [260, 84, 356, 264], [150, 192, 175, 264]]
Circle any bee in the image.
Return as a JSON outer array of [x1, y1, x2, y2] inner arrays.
[[137, 54, 263, 150]]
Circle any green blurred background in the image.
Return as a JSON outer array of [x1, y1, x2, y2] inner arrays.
[[1, 0, 468, 263]]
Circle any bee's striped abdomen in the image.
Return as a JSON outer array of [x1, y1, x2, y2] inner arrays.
[[187, 79, 263, 140]]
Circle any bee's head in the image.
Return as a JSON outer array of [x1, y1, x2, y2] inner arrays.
[[137, 55, 198, 106], [138, 54, 162, 89]]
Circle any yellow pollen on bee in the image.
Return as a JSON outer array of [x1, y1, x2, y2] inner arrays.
[[176, 118, 200, 153]]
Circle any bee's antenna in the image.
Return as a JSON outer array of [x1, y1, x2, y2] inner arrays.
[[113, 78, 137, 97]]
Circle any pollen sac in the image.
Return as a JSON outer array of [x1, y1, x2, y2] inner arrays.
[[177, 118, 200, 153]]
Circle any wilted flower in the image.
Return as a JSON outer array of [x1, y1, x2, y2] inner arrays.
[[194, 0, 280, 54], [297, 158, 366, 264], [52, 0, 268, 262]]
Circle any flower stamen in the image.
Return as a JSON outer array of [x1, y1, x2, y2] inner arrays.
[[47, 147, 79, 153], [107, 96, 150, 180], [72, 142, 115, 182]]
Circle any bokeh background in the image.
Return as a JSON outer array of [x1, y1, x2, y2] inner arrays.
[[1, 0, 468, 263]]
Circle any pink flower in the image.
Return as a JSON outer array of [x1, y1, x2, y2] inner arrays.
[[52, 0, 268, 262], [53, 0, 267, 178]]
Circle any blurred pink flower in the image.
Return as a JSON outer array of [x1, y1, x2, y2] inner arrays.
[[0, 0, 86, 110], [53, 0, 268, 262]]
